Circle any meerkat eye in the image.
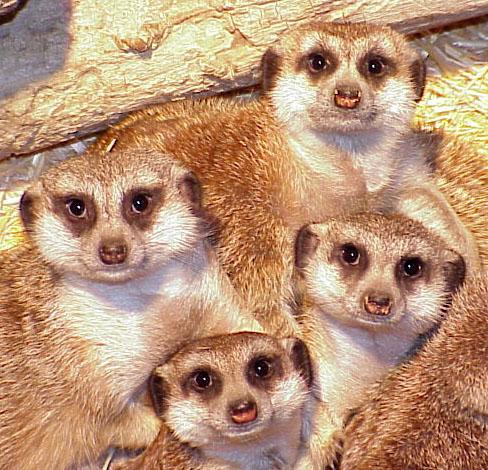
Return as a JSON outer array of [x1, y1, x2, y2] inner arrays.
[[131, 194, 151, 213], [308, 53, 328, 73], [66, 198, 86, 218], [367, 57, 386, 75], [190, 370, 213, 392], [252, 358, 273, 379], [402, 257, 423, 278], [341, 243, 360, 266]]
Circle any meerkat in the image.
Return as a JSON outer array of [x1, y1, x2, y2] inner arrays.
[[85, 22, 482, 336], [0, 148, 261, 470], [292, 212, 466, 468], [262, 22, 481, 273], [340, 274, 488, 470], [111, 332, 313, 470]]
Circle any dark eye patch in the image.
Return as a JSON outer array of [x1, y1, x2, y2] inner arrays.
[[52, 194, 96, 237], [334, 242, 368, 272], [122, 186, 163, 230], [395, 255, 432, 291], [247, 354, 283, 389], [397, 256, 425, 280], [183, 368, 222, 399], [358, 50, 396, 83], [296, 48, 337, 77], [341, 243, 360, 266]]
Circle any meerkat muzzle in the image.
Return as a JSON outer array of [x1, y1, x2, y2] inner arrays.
[[364, 295, 392, 316], [334, 88, 362, 109], [230, 400, 258, 424]]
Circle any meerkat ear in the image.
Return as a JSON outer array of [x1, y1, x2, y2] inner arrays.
[[261, 45, 283, 93], [178, 171, 202, 211], [19, 189, 39, 231], [280, 337, 313, 387], [409, 55, 427, 101], [149, 367, 170, 417], [295, 225, 320, 269], [442, 251, 466, 295]]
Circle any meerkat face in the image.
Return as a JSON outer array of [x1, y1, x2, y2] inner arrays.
[[295, 214, 465, 331], [263, 22, 425, 139], [20, 149, 204, 283], [150, 332, 311, 449]]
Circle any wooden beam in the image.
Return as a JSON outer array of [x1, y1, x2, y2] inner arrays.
[[1, 0, 487, 159]]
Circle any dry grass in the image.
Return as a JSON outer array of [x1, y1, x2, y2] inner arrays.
[[416, 64, 487, 152]]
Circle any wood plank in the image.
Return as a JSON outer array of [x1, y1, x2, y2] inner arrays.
[[1, 0, 487, 159]]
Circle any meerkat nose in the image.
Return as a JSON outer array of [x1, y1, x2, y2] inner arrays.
[[229, 400, 258, 424], [364, 294, 392, 316], [334, 87, 362, 109], [98, 240, 128, 265]]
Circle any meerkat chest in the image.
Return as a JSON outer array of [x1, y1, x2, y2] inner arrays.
[[57, 266, 204, 394], [284, 130, 413, 216], [312, 317, 415, 418], [280, 136, 374, 227], [201, 420, 302, 470], [204, 441, 296, 470]]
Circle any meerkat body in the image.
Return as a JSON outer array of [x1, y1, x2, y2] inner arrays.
[[0, 149, 260, 469], [340, 274, 488, 469], [430, 133, 488, 267], [292, 213, 466, 467], [112, 332, 313, 470], [86, 22, 483, 335], [262, 22, 481, 273]]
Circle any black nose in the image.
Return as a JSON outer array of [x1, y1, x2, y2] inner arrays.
[[229, 400, 257, 424], [334, 88, 361, 109], [99, 241, 127, 265], [364, 294, 392, 316]]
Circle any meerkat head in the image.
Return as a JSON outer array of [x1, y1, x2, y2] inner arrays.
[[295, 213, 465, 331], [19, 147, 204, 284], [262, 22, 425, 148], [150, 332, 311, 452]]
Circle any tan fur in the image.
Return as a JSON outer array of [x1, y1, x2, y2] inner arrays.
[[85, 22, 483, 336], [113, 332, 313, 469], [0, 150, 260, 469], [340, 274, 488, 469], [265, 22, 482, 272], [433, 133, 488, 267], [87, 98, 301, 336], [293, 213, 466, 468]]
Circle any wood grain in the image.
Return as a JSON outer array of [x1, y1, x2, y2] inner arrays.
[[1, 0, 487, 159]]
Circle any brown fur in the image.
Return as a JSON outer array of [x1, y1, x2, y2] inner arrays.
[[112, 332, 312, 469], [0, 150, 260, 469], [433, 133, 488, 267], [292, 212, 466, 468], [340, 274, 488, 469], [111, 424, 199, 470], [86, 22, 484, 335], [87, 98, 301, 336]]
